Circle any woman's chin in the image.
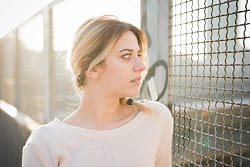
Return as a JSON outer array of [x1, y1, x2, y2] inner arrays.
[[126, 89, 140, 97]]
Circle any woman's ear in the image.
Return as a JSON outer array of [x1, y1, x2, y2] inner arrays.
[[85, 65, 103, 79]]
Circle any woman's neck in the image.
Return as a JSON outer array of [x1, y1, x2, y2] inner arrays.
[[79, 94, 121, 121], [63, 90, 135, 130]]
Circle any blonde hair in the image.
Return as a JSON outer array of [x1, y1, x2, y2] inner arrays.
[[69, 15, 151, 112]]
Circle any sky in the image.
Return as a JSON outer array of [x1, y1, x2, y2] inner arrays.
[[0, 0, 140, 51], [0, 0, 54, 38]]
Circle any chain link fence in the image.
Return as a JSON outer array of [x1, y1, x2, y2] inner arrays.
[[168, 0, 250, 166]]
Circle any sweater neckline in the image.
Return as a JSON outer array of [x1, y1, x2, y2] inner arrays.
[[53, 110, 144, 136]]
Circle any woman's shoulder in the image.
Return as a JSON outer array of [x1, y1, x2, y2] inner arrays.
[[25, 119, 60, 146], [141, 99, 170, 114], [140, 99, 173, 123]]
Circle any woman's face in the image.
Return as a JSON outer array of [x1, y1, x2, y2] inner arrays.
[[98, 31, 147, 98]]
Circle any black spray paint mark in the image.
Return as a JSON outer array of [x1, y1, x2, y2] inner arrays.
[[140, 60, 168, 101]]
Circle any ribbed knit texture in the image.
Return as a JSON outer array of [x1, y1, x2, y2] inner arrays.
[[22, 100, 173, 167]]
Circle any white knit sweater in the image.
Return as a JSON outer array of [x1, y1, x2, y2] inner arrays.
[[22, 100, 173, 167]]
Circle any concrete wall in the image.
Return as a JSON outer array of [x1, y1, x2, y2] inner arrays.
[[140, 0, 170, 104]]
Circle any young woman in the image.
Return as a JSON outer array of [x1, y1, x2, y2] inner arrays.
[[22, 15, 173, 167]]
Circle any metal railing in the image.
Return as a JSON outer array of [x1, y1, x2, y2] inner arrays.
[[168, 0, 250, 166]]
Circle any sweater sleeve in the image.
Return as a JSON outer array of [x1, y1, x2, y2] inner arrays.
[[22, 144, 54, 167], [155, 104, 174, 167]]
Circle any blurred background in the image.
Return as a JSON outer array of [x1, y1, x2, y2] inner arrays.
[[0, 0, 249, 166]]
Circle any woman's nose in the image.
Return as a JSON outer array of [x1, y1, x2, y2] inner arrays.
[[133, 56, 146, 72]]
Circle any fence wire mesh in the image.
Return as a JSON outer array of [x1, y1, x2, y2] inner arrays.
[[168, 0, 250, 166]]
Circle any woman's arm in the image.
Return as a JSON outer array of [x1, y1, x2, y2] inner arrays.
[[22, 144, 53, 167], [155, 107, 174, 167]]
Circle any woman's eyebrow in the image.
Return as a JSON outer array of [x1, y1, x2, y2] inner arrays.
[[119, 49, 133, 52], [119, 49, 141, 52]]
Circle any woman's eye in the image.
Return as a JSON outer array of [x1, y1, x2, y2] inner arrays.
[[137, 51, 143, 57], [138, 54, 145, 60], [122, 54, 131, 59]]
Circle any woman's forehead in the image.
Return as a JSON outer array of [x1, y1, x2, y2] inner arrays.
[[113, 31, 140, 52]]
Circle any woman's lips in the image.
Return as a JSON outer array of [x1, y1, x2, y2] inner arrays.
[[130, 77, 142, 85]]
